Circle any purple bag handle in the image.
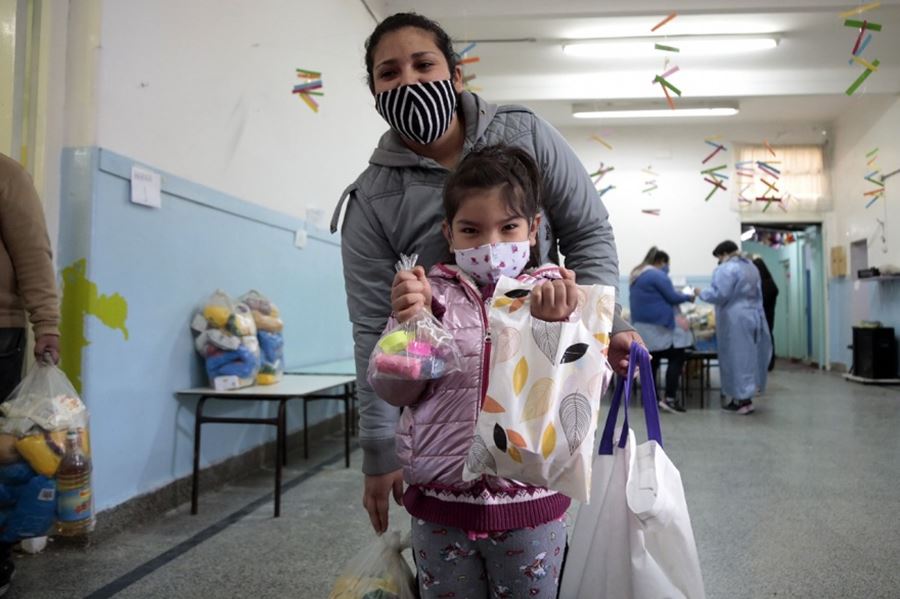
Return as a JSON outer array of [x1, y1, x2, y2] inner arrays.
[[598, 343, 664, 455]]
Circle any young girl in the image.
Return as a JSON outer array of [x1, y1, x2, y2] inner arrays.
[[370, 145, 578, 598]]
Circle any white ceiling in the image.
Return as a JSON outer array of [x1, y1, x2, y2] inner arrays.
[[367, 0, 900, 127]]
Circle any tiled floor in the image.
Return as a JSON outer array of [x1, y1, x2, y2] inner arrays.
[[8, 363, 900, 598]]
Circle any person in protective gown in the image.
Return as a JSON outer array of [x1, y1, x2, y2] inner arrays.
[[699, 241, 772, 415]]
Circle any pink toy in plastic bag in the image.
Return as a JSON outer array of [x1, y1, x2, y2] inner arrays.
[[367, 254, 462, 382]]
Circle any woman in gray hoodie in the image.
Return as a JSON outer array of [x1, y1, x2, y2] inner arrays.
[[331, 12, 639, 535]]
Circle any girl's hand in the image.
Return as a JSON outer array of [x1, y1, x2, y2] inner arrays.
[[391, 266, 432, 322], [530, 268, 578, 322]]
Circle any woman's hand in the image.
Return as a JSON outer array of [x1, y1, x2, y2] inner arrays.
[[391, 266, 432, 322], [531, 268, 578, 322], [608, 330, 646, 377]]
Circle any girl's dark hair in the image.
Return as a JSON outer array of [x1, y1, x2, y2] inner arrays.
[[443, 145, 542, 224], [713, 240, 739, 257], [364, 13, 458, 94], [653, 250, 670, 264], [444, 145, 543, 265]]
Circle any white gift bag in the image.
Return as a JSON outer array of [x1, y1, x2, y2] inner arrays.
[[560, 343, 706, 599], [461, 273, 615, 502]]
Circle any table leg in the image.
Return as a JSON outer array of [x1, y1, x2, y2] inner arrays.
[[280, 399, 288, 466], [303, 398, 309, 459], [344, 384, 351, 468], [700, 358, 706, 409], [275, 399, 286, 518], [191, 396, 208, 515]]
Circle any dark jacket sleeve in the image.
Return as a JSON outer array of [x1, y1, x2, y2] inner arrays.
[[529, 115, 633, 334]]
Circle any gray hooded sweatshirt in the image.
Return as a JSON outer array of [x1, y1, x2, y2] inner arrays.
[[331, 91, 630, 476]]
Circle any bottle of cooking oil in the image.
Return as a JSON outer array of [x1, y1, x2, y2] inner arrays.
[[56, 428, 95, 536]]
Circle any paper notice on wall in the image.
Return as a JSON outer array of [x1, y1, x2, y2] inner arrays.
[[130, 166, 162, 208]]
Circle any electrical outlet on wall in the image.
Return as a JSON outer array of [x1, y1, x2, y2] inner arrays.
[[294, 229, 307, 249]]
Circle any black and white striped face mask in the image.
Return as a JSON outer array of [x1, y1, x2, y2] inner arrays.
[[375, 79, 458, 146]]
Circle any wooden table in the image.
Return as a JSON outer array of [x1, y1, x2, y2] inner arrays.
[[176, 374, 355, 517]]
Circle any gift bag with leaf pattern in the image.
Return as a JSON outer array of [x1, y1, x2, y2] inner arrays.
[[461, 274, 615, 502]]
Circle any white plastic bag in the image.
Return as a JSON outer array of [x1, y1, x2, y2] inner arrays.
[[328, 531, 416, 599], [461, 274, 615, 502], [368, 254, 462, 382], [560, 344, 706, 599]]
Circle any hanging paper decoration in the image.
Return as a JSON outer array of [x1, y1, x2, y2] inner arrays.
[[293, 68, 323, 112]]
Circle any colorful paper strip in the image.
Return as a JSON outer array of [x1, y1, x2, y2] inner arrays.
[[654, 75, 682, 96], [460, 56, 480, 65], [459, 42, 477, 56], [297, 92, 319, 112], [866, 147, 879, 158], [295, 68, 321, 78], [598, 185, 615, 198], [704, 177, 727, 191], [840, 2, 881, 19], [844, 19, 882, 31], [591, 134, 613, 150], [702, 145, 724, 164], [764, 140, 776, 157], [705, 187, 718, 202], [651, 12, 678, 32], [852, 55, 879, 71], [846, 59, 880, 96], [655, 43, 680, 53], [701, 164, 727, 174], [849, 34, 873, 64], [881, 167, 900, 181], [851, 20, 868, 55]]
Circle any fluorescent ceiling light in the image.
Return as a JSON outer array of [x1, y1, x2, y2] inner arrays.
[[573, 107, 739, 119], [563, 36, 777, 57]]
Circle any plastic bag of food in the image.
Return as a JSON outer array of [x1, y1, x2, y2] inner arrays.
[[367, 254, 462, 382], [328, 531, 416, 599], [240, 290, 284, 385], [0, 361, 94, 539], [191, 290, 260, 390]]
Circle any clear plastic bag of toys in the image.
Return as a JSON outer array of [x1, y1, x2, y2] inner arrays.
[[328, 530, 416, 599], [191, 290, 260, 390], [240, 290, 284, 386], [0, 359, 94, 540], [367, 255, 462, 382]]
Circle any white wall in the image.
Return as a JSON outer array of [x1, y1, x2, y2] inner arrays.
[[95, 0, 388, 221], [557, 121, 827, 278], [827, 96, 900, 271]]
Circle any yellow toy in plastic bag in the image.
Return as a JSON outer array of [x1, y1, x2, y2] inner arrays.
[[328, 531, 415, 599]]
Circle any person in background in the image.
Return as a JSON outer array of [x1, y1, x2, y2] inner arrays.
[[699, 241, 771, 415], [752, 256, 779, 371], [0, 152, 61, 596], [333, 12, 642, 535], [629, 247, 698, 413]]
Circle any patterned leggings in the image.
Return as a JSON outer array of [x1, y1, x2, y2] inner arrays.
[[410, 516, 567, 599]]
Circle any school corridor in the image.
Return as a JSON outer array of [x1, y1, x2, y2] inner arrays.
[[6, 363, 898, 599]]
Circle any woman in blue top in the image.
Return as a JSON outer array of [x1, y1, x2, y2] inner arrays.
[[629, 247, 698, 413]]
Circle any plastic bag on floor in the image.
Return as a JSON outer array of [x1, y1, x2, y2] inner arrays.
[[367, 254, 461, 383], [329, 531, 416, 599], [240, 290, 285, 385], [191, 290, 260, 390]]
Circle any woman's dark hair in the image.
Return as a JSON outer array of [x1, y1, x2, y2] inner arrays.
[[364, 13, 458, 94], [443, 145, 543, 264], [713, 240, 739, 258], [630, 246, 668, 279], [653, 250, 670, 264]]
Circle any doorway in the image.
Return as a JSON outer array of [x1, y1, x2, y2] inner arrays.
[[742, 223, 827, 368]]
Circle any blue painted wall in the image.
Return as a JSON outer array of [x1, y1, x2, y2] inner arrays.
[[828, 277, 900, 371], [58, 148, 352, 511]]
